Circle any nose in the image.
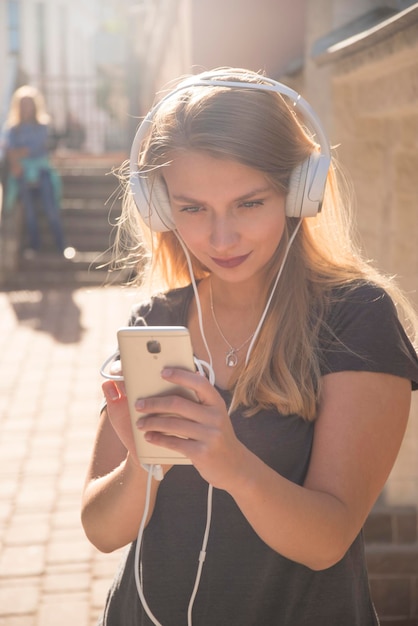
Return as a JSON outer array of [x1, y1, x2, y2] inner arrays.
[[209, 213, 239, 251]]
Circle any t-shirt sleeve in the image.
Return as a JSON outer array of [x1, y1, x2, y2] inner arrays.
[[128, 295, 178, 327], [319, 284, 418, 390], [127, 285, 194, 329]]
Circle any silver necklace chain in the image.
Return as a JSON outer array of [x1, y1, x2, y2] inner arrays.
[[209, 281, 254, 367]]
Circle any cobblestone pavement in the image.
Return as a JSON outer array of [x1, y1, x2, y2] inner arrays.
[[0, 286, 142, 626]]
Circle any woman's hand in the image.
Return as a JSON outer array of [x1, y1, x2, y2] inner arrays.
[[7, 147, 29, 177], [102, 379, 141, 467], [134, 367, 249, 489], [102, 363, 173, 476]]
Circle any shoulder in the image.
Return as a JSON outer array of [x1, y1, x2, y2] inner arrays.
[[325, 281, 395, 328], [320, 281, 418, 388], [128, 284, 194, 327]]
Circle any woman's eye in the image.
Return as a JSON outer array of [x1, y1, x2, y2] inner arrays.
[[180, 206, 202, 213], [241, 200, 263, 209]]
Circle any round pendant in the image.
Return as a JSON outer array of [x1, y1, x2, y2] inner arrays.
[[226, 351, 238, 367]]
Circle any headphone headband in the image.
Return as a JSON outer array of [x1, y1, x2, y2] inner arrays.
[[129, 70, 331, 231]]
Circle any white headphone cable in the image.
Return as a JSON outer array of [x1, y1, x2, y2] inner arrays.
[[245, 220, 302, 365], [174, 232, 215, 385], [134, 467, 162, 626], [187, 483, 213, 625], [133, 470, 214, 626]]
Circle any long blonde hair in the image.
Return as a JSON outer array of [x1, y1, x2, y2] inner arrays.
[[6, 85, 50, 127], [115, 68, 418, 419]]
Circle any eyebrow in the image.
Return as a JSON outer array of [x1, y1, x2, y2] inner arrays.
[[171, 186, 273, 204]]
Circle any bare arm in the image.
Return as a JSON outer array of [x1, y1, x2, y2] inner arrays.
[[6, 147, 29, 176], [226, 371, 410, 569], [81, 382, 163, 553]]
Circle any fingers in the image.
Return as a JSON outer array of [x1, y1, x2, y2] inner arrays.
[[134, 368, 223, 427], [140, 429, 199, 460], [103, 366, 226, 467], [133, 368, 225, 444], [136, 411, 208, 442], [161, 366, 219, 406], [102, 381, 138, 461]]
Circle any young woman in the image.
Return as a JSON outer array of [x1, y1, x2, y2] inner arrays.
[[3, 85, 65, 254], [82, 68, 418, 626]]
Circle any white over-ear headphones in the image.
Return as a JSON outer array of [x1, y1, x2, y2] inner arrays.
[[129, 70, 331, 232]]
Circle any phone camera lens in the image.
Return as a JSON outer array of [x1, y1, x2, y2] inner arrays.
[[147, 340, 161, 354]]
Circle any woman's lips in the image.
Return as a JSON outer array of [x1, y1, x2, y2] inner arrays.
[[210, 253, 251, 268]]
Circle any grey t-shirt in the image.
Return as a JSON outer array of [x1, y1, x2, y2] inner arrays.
[[99, 282, 418, 626]]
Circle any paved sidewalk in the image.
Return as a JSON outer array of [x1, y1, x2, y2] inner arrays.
[[0, 285, 142, 626]]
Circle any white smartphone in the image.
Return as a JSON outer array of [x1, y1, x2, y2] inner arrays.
[[117, 326, 196, 465]]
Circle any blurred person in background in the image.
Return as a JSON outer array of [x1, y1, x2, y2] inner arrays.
[[2, 85, 66, 256]]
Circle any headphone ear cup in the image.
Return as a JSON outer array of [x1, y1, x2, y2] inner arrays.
[[285, 158, 310, 218], [130, 173, 175, 232], [285, 152, 329, 218], [149, 178, 176, 231]]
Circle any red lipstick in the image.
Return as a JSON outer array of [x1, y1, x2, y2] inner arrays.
[[210, 253, 251, 268]]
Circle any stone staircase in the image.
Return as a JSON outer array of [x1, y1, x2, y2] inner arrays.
[[2, 154, 131, 289]]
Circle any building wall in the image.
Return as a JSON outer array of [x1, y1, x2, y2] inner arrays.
[[10, 0, 99, 89], [0, 2, 10, 128], [133, 0, 192, 114], [0, 0, 128, 153], [133, 0, 306, 111], [331, 23, 418, 289], [190, 0, 305, 78]]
